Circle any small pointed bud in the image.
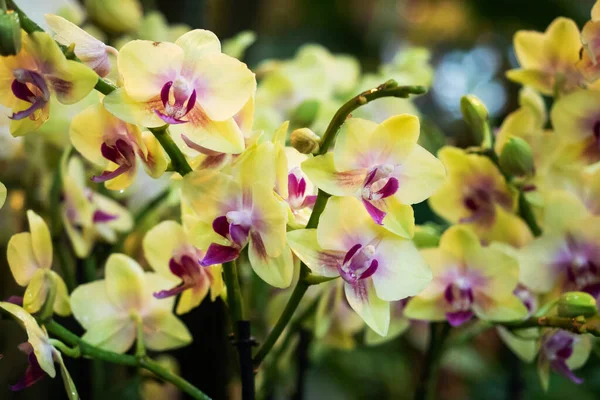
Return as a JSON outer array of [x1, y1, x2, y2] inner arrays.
[[499, 136, 535, 177], [0, 11, 21, 56], [557, 291, 597, 318], [460, 95, 491, 148], [412, 224, 441, 249], [291, 128, 320, 154], [85, 0, 142, 33]]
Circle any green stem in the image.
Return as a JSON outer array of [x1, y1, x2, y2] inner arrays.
[[223, 260, 244, 322], [415, 323, 451, 400], [83, 255, 97, 282], [56, 241, 77, 292], [253, 81, 427, 369], [134, 315, 146, 357], [45, 320, 211, 400], [149, 126, 193, 177], [518, 191, 542, 237], [48, 339, 81, 358], [499, 315, 600, 336]]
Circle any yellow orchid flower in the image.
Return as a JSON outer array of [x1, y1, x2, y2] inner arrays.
[[0, 31, 97, 137], [519, 191, 600, 297], [302, 115, 446, 238], [284, 146, 317, 227], [181, 156, 294, 288], [579, 1, 600, 82], [69, 103, 168, 190], [143, 220, 224, 314], [0, 302, 77, 396], [7, 210, 70, 316], [507, 18, 583, 96], [551, 89, 600, 167], [287, 196, 432, 336], [0, 181, 6, 209], [404, 226, 528, 327], [70, 253, 192, 353], [537, 330, 592, 390], [61, 156, 133, 258], [103, 29, 256, 155], [429, 146, 533, 247]]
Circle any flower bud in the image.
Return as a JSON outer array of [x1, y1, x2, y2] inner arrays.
[[499, 136, 535, 177], [557, 291, 597, 318], [291, 128, 320, 154], [0, 11, 21, 56], [412, 224, 441, 249], [85, 0, 142, 33], [460, 95, 491, 148]]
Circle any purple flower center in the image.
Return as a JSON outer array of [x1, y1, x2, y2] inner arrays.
[[541, 331, 583, 385], [359, 164, 400, 225], [154, 253, 208, 299], [91, 139, 137, 183], [514, 284, 537, 317], [338, 243, 379, 284], [10, 342, 47, 391], [558, 235, 600, 294], [10, 69, 50, 121], [444, 278, 475, 326], [287, 168, 316, 211], [154, 79, 197, 125], [200, 211, 253, 267]]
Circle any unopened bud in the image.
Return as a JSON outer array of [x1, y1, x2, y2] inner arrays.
[[85, 0, 142, 33], [557, 291, 597, 318], [413, 224, 442, 249], [291, 128, 320, 154], [460, 95, 491, 148], [499, 136, 535, 177], [0, 11, 21, 56]]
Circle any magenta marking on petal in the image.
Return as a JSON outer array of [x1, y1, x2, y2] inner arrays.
[[343, 244, 362, 265], [154, 109, 188, 125], [250, 231, 268, 260], [115, 139, 135, 164], [10, 343, 46, 391], [297, 177, 307, 199], [364, 168, 377, 186], [100, 143, 121, 164], [362, 199, 386, 225], [11, 80, 35, 102], [446, 311, 473, 327], [212, 216, 230, 239], [180, 255, 200, 277], [93, 210, 118, 223], [360, 259, 378, 280], [375, 177, 399, 199], [201, 243, 240, 266], [185, 89, 197, 115], [6, 295, 23, 306], [181, 135, 221, 156], [551, 359, 584, 384], [301, 195, 317, 208], [288, 173, 300, 199], [9, 98, 46, 120], [169, 258, 186, 277], [91, 164, 130, 183], [160, 81, 173, 107], [230, 224, 250, 247], [154, 284, 188, 299]]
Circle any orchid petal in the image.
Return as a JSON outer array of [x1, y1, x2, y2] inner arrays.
[[81, 317, 136, 354], [394, 144, 446, 204], [333, 118, 379, 171], [142, 311, 192, 351], [27, 211, 52, 270], [344, 279, 390, 336], [7, 232, 38, 286], [143, 221, 188, 278], [105, 254, 146, 312], [286, 229, 342, 278], [248, 233, 294, 288], [301, 153, 366, 196]]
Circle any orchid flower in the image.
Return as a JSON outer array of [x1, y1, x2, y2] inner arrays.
[[181, 163, 293, 288], [143, 220, 224, 314], [45, 14, 117, 77], [0, 302, 77, 396], [69, 103, 168, 190], [364, 298, 411, 346], [429, 146, 533, 247], [537, 330, 591, 390], [302, 115, 445, 238], [61, 156, 133, 258], [507, 17, 584, 95], [103, 29, 256, 155], [519, 191, 600, 297], [287, 196, 432, 336], [578, 1, 600, 82], [70, 253, 192, 353], [284, 146, 317, 227], [7, 210, 70, 316], [404, 226, 528, 327], [0, 31, 97, 137], [0, 181, 6, 209]]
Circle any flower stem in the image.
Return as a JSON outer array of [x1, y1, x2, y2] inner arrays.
[[148, 126, 193, 176], [499, 315, 600, 336], [45, 320, 211, 400], [415, 323, 451, 400], [252, 81, 428, 370], [517, 191, 542, 237]]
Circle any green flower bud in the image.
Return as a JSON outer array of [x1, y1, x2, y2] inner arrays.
[[291, 128, 320, 154], [412, 224, 442, 249], [499, 136, 535, 177], [460, 95, 491, 148], [557, 291, 597, 318], [0, 11, 21, 56], [85, 0, 142, 34]]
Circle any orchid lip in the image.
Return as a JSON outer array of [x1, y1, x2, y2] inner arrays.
[[10, 69, 50, 121], [338, 243, 379, 283], [155, 80, 197, 125], [92, 140, 136, 183]]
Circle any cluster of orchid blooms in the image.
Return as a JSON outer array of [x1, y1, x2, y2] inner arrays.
[[2, 0, 600, 398]]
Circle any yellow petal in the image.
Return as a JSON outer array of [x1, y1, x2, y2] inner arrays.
[[7, 232, 38, 286], [142, 311, 192, 351], [70, 280, 123, 329], [250, 181, 288, 258], [0, 181, 6, 209], [286, 229, 342, 277], [514, 30, 546, 70], [344, 280, 390, 336], [366, 114, 420, 165], [175, 29, 221, 61], [105, 254, 146, 312], [544, 17, 581, 67], [248, 239, 294, 288], [102, 88, 166, 128], [51, 271, 71, 317], [143, 221, 187, 277], [301, 153, 365, 196], [169, 114, 245, 155], [472, 294, 528, 321], [27, 210, 52, 270], [81, 317, 136, 354], [395, 144, 446, 205], [333, 118, 379, 171], [551, 89, 600, 143], [506, 69, 553, 95], [23, 269, 49, 314], [118, 40, 183, 102]]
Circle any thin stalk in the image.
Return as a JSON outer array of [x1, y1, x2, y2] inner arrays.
[[45, 320, 211, 400], [223, 260, 244, 322], [518, 191, 542, 237], [148, 126, 193, 176], [415, 323, 451, 400]]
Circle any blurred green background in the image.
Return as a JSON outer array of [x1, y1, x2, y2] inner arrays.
[[2, 0, 600, 399]]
